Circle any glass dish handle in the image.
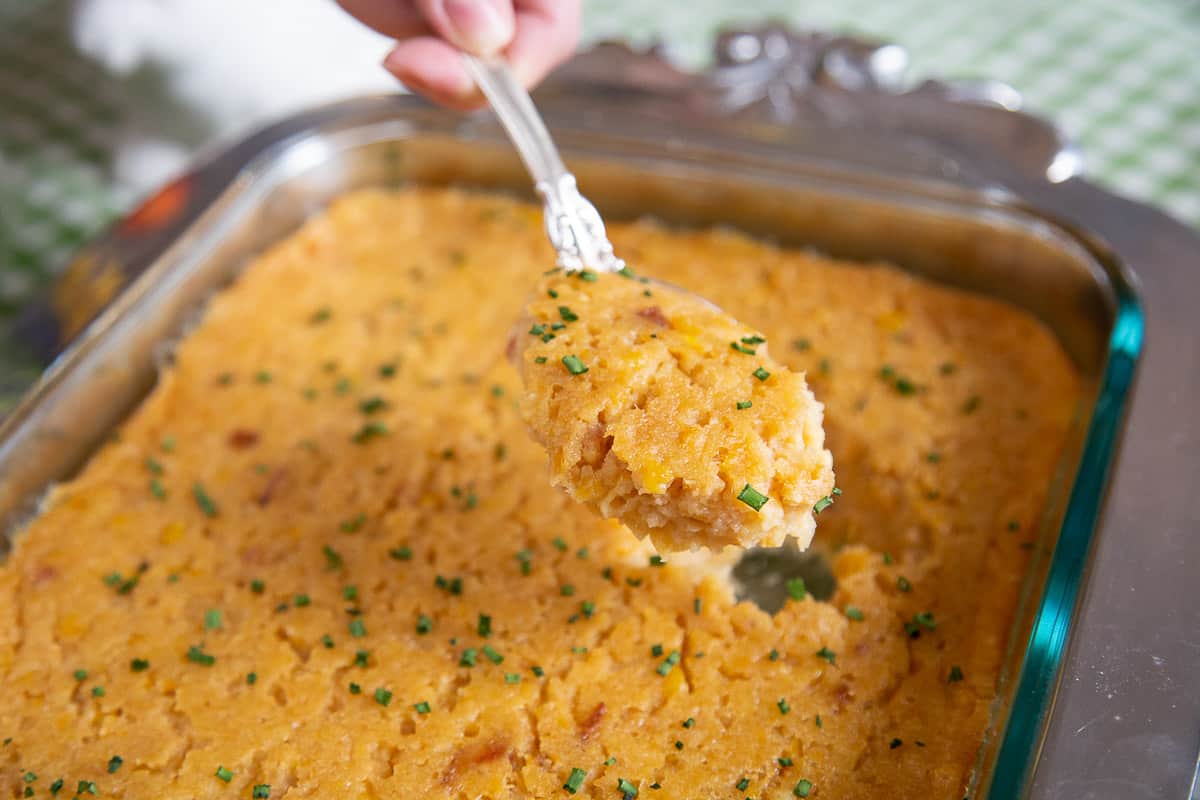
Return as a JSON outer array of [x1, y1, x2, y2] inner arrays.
[[461, 55, 624, 273]]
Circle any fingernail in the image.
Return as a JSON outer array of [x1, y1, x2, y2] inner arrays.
[[442, 0, 513, 55]]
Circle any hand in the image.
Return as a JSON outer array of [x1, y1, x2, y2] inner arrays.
[[337, 0, 581, 109]]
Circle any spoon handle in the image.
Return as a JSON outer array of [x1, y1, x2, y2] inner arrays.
[[462, 55, 624, 273]]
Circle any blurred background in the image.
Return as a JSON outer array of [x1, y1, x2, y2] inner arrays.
[[0, 0, 1197, 399]]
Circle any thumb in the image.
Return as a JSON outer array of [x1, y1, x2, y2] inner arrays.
[[416, 0, 515, 56]]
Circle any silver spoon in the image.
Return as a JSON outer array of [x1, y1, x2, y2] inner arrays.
[[462, 55, 625, 274]]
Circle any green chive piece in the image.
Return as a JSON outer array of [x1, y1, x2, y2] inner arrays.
[[416, 614, 432, 635], [23, 772, 36, 784], [786, 578, 806, 601], [618, 778, 639, 799], [813, 495, 834, 514], [792, 338, 811, 351], [477, 614, 492, 638], [107, 756, 123, 774], [215, 766, 233, 782], [49, 779, 63, 795], [349, 683, 361, 694], [560, 584, 575, 597], [187, 645, 216, 666], [731, 341, 757, 355], [354, 650, 370, 668], [352, 421, 389, 443], [294, 594, 311, 607], [845, 606, 865, 621], [343, 585, 358, 601], [649, 555, 666, 567], [777, 697, 791, 715], [736, 400, 753, 410], [374, 687, 392, 706], [576, 270, 598, 282], [562, 355, 589, 375], [794, 779, 813, 797], [250, 579, 265, 593], [737, 484, 769, 512], [890, 737, 903, 749], [77, 781, 98, 795], [73, 669, 88, 681], [349, 619, 367, 638], [1007, 520, 1021, 531], [815, 714, 822, 728], [558, 306, 579, 322], [193, 483, 218, 518], [532, 666, 545, 677], [779, 756, 794, 767], [816, 647, 836, 664], [204, 609, 222, 630], [321, 634, 335, 648], [340, 513, 367, 533], [246, 672, 258, 685], [323, 545, 344, 570], [252, 785, 271, 798], [769, 648, 780, 661], [130, 658, 150, 672], [390, 545, 413, 561], [753, 367, 770, 381], [413, 700, 432, 714], [656, 650, 681, 676], [91, 686, 105, 697], [149, 478, 167, 500], [460, 648, 478, 667], [948, 665, 965, 683], [504, 672, 521, 684], [563, 767, 587, 794], [736, 778, 750, 791], [481, 643, 505, 664], [359, 396, 387, 415], [897, 576, 912, 592], [682, 717, 695, 728]]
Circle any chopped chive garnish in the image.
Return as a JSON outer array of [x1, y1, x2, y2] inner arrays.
[[1007, 520, 1021, 531], [389, 545, 412, 561], [477, 614, 492, 638], [736, 400, 753, 410], [815, 714, 822, 728], [581, 601, 595, 618], [532, 666, 545, 677], [309, 307, 331, 324], [656, 650, 681, 676], [374, 687, 392, 706], [352, 421, 389, 443], [73, 669, 88, 681], [434, 575, 463, 594], [215, 766, 233, 782], [149, 478, 167, 500], [779, 756, 794, 767], [563, 767, 587, 794], [736, 778, 750, 791], [682, 717, 695, 728], [534, 356, 547, 364], [577, 270, 598, 282], [792, 338, 811, 351], [321, 635, 334, 648], [737, 484, 769, 511], [813, 495, 835, 514], [777, 697, 791, 715], [460, 648, 478, 667], [926, 452, 942, 463], [323, 545, 344, 570], [897, 576, 912, 592], [91, 686, 105, 698], [816, 647, 837, 664], [294, 593, 311, 607], [504, 672, 521, 684], [482, 644, 504, 664], [845, 606, 865, 621], [252, 785, 271, 799], [193, 483, 219, 518], [562, 355, 589, 375], [618, 778, 639, 799], [793, 779, 813, 797], [343, 585, 358, 601], [340, 514, 367, 533], [378, 362, 398, 378], [650, 644, 664, 657], [731, 341, 756, 355], [130, 658, 150, 672], [186, 645, 215, 666], [415, 614, 432, 635], [348, 682, 361, 694], [649, 555, 666, 567], [358, 396, 388, 416], [204, 609, 222, 630], [49, 779, 63, 795], [107, 756, 123, 774], [354, 650, 370, 668], [250, 579, 265, 594], [414, 701, 431, 714], [23, 772, 36, 783], [161, 436, 176, 452], [963, 395, 982, 414], [560, 584, 575, 597], [949, 665, 965, 683], [246, 672, 257, 685], [753, 367, 770, 381], [558, 306, 579, 322], [786, 578, 806, 601], [905, 611, 938, 638], [254, 371, 272, 384], [349, 619, 367, 638], [890, 738, 903, 749]]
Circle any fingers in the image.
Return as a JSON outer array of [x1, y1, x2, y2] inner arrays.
[[384, 38, 484, 109], [335, 0, 427, 40], [415, 0, 515, 56], [506, 0, 581, 87]]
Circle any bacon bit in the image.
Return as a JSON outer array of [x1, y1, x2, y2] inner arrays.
[[256, 469, 287, 507], [229, 429, 260, 449], [636, 306, 670, 327], [441, 739, 509, 789], [578, 702, 607, 741], [32, 564, 59, 585]]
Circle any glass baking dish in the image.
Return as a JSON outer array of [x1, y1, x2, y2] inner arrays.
[[0, 31, 1163, 799]]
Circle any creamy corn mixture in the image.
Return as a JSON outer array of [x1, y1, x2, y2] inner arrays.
[[0, 188, 1080, 799], [514, 269, 834, 553]]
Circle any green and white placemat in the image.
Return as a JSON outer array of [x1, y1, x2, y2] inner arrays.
[[1, 0, 1197, 407]]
